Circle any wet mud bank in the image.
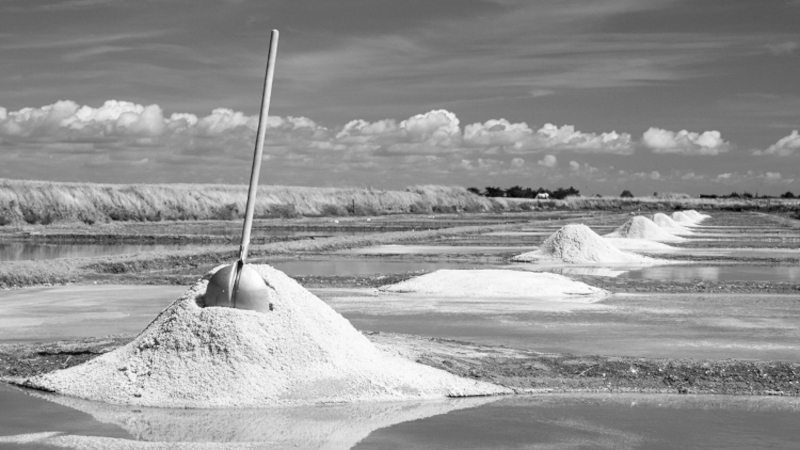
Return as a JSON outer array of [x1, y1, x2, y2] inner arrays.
[[3, 333, 798, 397]]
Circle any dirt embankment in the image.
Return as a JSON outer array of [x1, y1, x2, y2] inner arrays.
[[3, 333, 798, 397]]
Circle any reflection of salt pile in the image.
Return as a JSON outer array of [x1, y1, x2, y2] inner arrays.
[[23, 265, 508, 407], [605, 216, 684, 242], [512, 224, 657, 264], [653, 213, 693, 234], [379, 269, 607, 299], [8, 389, 495, 450], [672, 211, 698, 224]]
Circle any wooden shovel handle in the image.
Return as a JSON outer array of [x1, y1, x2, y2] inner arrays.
[[240, 29, 279, 262]]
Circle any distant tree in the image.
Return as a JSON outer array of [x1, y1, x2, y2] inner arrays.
[[551, 186, 580, 200], [484, 186, 505, 197], [620, 190, 634, 198], [466, 187, 482, 196], [742, 192, 754, 199], [780, 191, 796, 199], [729, 192, 741, 198], [505, 185, 525, 198]]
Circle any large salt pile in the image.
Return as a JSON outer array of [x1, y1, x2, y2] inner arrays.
[[671, 211, 698, 224], [604, 216, 684, 242], [23, 265, 509, 407], [511, 224, 656, 264], [379, 269, 607, 300]]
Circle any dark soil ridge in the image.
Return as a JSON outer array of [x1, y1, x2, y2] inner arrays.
[[3, 334, 798, 397]]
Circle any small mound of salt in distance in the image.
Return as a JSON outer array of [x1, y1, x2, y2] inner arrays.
[[653, 213, 693, 233], [512, 224, 656, 264], [685, 210, 711, 221], [671, 211, 698, 224], [379, 269, 608, 299], [23, 265, 509, 407], [604, 216, 684, 242]]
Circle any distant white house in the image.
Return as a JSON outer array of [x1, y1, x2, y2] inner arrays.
[[535, 192, 550, 199]]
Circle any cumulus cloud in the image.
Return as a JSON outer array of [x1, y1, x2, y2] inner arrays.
[[642, 127, 730, 155], [754, 130, 800, 156], [537, 154, 557, 167], [569, 160, 580, 171]]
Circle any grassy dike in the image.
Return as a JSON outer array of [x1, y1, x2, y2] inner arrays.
[[0, 221, 525, 289], [2, 178, 799, 227], [0, 179, 497, 225]]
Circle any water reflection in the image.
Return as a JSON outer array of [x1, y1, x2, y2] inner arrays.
[[0, 241, 214, 262], [6, 388, 799, 450], [4, 387, 496, 449], [623, 265, 800, 283]]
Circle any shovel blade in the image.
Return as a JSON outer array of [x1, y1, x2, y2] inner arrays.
[[205, 263, 273, 313]]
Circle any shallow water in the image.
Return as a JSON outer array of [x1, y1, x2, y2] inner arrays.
[[620, 265, 800, 283], [2, 384, 798, 449], [0, 241, 220, 261], [341, 244, 537, 255], [271, 259, 482, 276], [325, 291, 800, 361], [0, 285, 186, 343], [4, 285, 800, 360]]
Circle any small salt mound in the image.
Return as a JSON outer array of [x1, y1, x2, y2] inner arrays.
[[604, 238, 677, 253], [379, 269, 607, 299], [653, 213, 693, 234], [685, 210, 711, 221], [671, 211, 698, 224], [511, 224, 656, 264], [604, 216, 684, 242], [23, 265, 509, 407]]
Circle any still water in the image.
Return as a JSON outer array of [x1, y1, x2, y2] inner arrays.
[[1, 385, 798, 449], [620, 265, 800, 283]]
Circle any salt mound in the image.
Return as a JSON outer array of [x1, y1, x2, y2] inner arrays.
[[671, 211, 698, 224], [604, 216, 684, 242], [511, 224, 656, 264], [379, 269, 607, 299], [653, 213, 691, 233], [23, 265, 509, 407], [685, 209, 711, 221], [605, 238, 677, 253]]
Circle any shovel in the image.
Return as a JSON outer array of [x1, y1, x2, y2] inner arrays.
[[204, 29, 279, 313]]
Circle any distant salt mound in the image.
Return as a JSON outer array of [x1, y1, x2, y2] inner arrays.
[[671, 211, 698, 224], [511, 224, 656, 264], [379, 269, 607, 300], [653, 213, 692, 232], [605, 216, 684, 242], [23, 265, 508, 407], [685, 210, 711, 221], [604, 238, 677, 253]]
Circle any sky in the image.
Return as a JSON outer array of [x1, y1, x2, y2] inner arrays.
[[1, 0, 799, 196]]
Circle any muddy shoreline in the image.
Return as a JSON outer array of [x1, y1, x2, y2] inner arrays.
[[2, 333, 797, 397]]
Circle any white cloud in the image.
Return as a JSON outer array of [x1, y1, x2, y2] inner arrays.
[[650, 171, 661, 180], [767, 41, 798, 55], [529, 124, 634, 154], [511, 157, 525, 168], [537, 154, 557, 167], [754, 130, 800, 156], [569, 160, 580, 171], [642, 127, 730, 155]]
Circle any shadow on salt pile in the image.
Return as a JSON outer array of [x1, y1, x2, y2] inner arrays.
[[20, 265, 509, 408], [3, 386, 496, 450]]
